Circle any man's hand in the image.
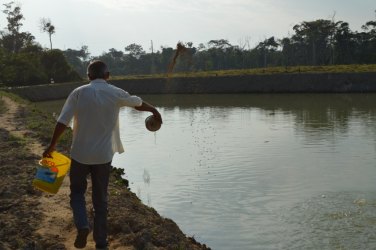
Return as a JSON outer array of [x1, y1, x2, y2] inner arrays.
[[42, 122, 67, 158], [135, 101, 163, 124], [43, 145, 55, 158], [152, 110, 163, 124]]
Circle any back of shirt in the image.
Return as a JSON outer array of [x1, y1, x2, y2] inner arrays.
[[57, 79, 143, 164]]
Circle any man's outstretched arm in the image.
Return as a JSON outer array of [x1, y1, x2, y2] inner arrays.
[[135, 101, 162, 123]]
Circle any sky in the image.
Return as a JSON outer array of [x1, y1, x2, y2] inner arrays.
[[1, 0, 375, 56]]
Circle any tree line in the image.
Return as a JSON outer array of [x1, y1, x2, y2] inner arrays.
[[68, 16, 375, 76], [0, 2, 80, 86], [0, 2, 375, 86]]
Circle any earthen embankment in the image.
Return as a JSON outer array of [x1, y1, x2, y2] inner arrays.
[[5, 72, 376, 101]]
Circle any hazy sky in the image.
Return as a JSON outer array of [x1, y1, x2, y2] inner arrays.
[[2, 0, 375, 56]]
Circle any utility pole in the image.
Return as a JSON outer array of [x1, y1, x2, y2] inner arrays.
[[150, 40, 156, 74]]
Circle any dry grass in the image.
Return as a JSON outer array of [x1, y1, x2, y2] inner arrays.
[[111, 64, 376, 80]]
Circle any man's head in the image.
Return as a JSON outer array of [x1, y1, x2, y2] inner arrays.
[[87, 60, 109, 80]]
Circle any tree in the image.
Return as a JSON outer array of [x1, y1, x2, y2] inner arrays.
[[208, 39, 232, 50], [0, 51, 48, 85], [124, 43, 145, 58], [333, 22, 356, 64], [98, 48, 126, 75], [3, 2, 22, 35], [108, 48, 124, 59], [256, 37, 279, 67], [40, 49, 81, 83], [63, 45, 91, 76], [359, 18, 376, 63], [280, 37, 293, 66], [40, 18, 55, 50], [1, 2, 34, 53], [0, 2, 82, 85], [292, 20, 336, 65], [197, 43, 206, 51]]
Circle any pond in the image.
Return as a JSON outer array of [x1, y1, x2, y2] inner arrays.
[[36, 94, 376, 250]]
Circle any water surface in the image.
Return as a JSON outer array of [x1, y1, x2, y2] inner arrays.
[[36, 94, 376, 249]]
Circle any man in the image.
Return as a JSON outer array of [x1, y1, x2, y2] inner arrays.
[[43, 60, 162, 249]]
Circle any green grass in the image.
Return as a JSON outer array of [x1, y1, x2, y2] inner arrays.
[[0, 90, 28, 104], [24, 105, 72, 149], [0, 90, 71, 150], [110, 64, 376, 80]]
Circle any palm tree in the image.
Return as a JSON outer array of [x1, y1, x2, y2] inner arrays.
[[40, 18, 55, 50]]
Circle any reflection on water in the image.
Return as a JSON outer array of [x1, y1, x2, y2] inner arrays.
[[36, 94, 376, 249]]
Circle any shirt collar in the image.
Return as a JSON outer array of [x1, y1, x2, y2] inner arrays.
[[90, 79, 108, 85]]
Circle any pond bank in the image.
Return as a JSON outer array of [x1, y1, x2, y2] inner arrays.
[[0, 93, 210, 249], [5, 72, 376, 101]]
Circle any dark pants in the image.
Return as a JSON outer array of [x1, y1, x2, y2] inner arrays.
[[69, 159, 112, 247]]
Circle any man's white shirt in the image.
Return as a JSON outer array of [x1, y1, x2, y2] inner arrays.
[[58, 79, 143, 164]]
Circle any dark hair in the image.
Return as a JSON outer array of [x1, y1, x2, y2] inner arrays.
[[87, 60, 109, 79]]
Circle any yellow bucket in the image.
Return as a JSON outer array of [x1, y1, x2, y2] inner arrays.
[[32, 151, 71, 194]]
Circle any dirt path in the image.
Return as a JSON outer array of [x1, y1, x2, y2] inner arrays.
[[0, 96, 98, 250], [0, 96, 42, 156]]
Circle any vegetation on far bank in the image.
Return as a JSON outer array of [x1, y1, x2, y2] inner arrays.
[[0, 2, 375, 87], [110, 64, 376, 80], [65, 15, 376, 77]]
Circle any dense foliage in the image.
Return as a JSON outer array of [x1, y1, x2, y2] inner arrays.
[[64, 14, 376, 77], [0, 2, 375, 85], [0, 2, 81, 86]]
